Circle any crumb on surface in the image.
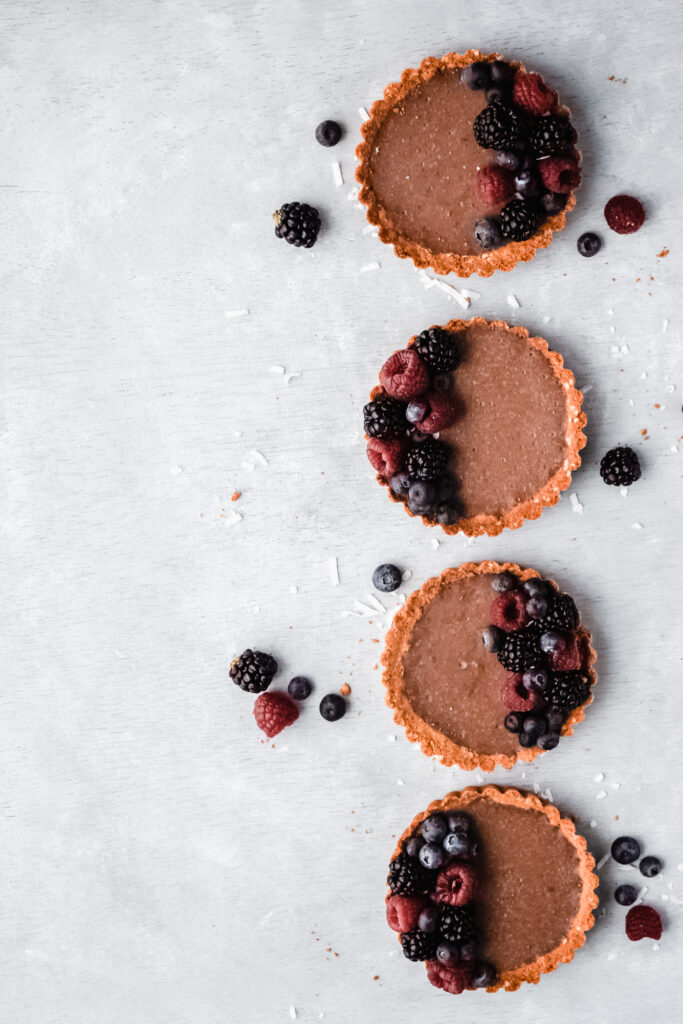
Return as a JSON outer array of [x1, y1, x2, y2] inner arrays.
[[231, 491, 241, 501], [340, 683, 351, 697], [657, 248, 670, 258]]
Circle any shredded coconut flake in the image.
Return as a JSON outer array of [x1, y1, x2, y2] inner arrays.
[[329, 556, 340, 586], [284, 372, 300, 385], [662, 319, 669, 333], [431, 537, 440, 549], [597, 852, 611, 870], [609, 325, 616, 334], [289, 585, 298, 594], [543, 315, 552, 324], [249, 449, 268, 466], [621, 344, 629, 354], [289, 1008, 297, 1020], [226, 511, 242, 526], [631, 522, 643, 530], [359, 105, 370, 121], [620, 486, 629, 497], [397, 778, 404, 786], [607, 952, 618, 961], [506, 294, 521, 309], [594, 772, 605, 782], [611, 782, 620, 790], [401, 569, 412, 581], [362, 224, 379, 235], [596, 790, 608, 800], [225, 309, 249, 318], [241, 460, 255, 471], [387, 734, 396, 742], [354, 601, 376, 616], [332, 161, 343, 187], [365, 593, 386, 613], [435, 280, 469, 308], [360, 262, 380, 273], [570, 493, 583, 514], [458, 285, 481, 300], [607, 309, 615, 316], [590, 820, 597, 829], [169, 465, 183, 476], [270, 365, 286, 375], [233, 430, 243, 438]]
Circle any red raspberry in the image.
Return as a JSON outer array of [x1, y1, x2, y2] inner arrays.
[[380, 349, 430, 400], [416, 391, 458, 433], [476, 166, 514, 205], [538, 156, 581, 194], [366, 438, 406, 478], [604, 194, 646, 234], [426, 960, 473, 994], [548, 635, 582, 671], [490, 591, 528, 632], [253, 692, 298, 738], [625, 905, 662, 942], [512, 72, 557, 115], [501, 674, 544, 713], [434, 862, 477, 907], [385, 894, 428, 932]]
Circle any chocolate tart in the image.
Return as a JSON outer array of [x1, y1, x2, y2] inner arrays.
[[366, 318, 586, 536], [382, 561, 597, 771], [356, 51, 580, 277], [387, 786, 598, 992]]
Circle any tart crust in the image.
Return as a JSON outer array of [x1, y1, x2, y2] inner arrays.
[[381, 561, 597, 771], [356, 50, 578, 278], [369, 317, 587, 537], [389, 785, 599, 992]]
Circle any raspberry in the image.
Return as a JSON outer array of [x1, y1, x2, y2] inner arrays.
[[366, 438, 406, 478], [501, 674, 545, 712], [476, 166, 514, 205], [512, 72, 557, 115], [434, 862, 477, 907], [385, 894, 428, 932], [380, 349, 430, 400], [416, 391, 458, 433], [490, 591, 528, 632], [600, 446, 641, 486], [625, 905, 662, 942], [426, 960, 473, 995], [604, 195, 645, 235], [538, 155, 581, 194], [548, 636, 582, 671], [253, 692, 299, 738]]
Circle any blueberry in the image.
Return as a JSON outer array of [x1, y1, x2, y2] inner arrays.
[[446, 811, 472, 834], [435, 475, 458, 502], [521, 152, 538, 171], [546, 708, 566, 731], [419, 842, 447, 871], [421, 813, 449, 844], [522, 666, 549, 693], [406, 399, 428, 424], [436, 941, 460, 965], [489, 60, 514, 83], [515, 169, 542, 198], [372, 563, 402, 593], [433, 373, 453, 391], [491, 571, 517, 593], [494, 150, 524, 172], [405, 835, 425, 858], [459, 942, 476, 961], [319, 693, 346, 721], [408, 480, 436, 507], [474, 217, 502, 250], [389, 471, 412, 496], [471, 961, 496, 988], [315, 120, 342, 147], [504, 712, 524, 733], [518, 731, 536, 748], [541, 190, 568, 216], [577, 231, 602, 258], [485, 84, 510, 105], [418, 906, 441, 933], [443, 830, 471, 857], [640, 855, 661, 878], [540, 630, 567, 654], [461, 61, 490, 90], [288, 676, 312, 700], [614, 884, 638, 906], [523, 714, 546, 736], [526, 595, 549, 619], [482, 625, 505, 653], [436, 505, 460, 526], [611, 835, 641, 865], [536, 731, 560, 750], [522, 578, 550, 598]]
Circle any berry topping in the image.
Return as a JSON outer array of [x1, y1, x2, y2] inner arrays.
[[407, 479, 437, 515], [401, 928, 437, 961], [230, 649, 278, 693], [435, 941, 461, 965], [499, 197, 542, 242], [545, 671, 591, 711], [363, 396, 407, 440], [461, 61, 490, 90], [473, 100, 525, 151], [541, 190, 568, 216], [640, 856, 662, 878], [473, 217, 503, 249], [413, 327, 461, 373], [522, 578, 549, 598], [497, 631, 542, 672], [491, 571, 517, 592], [434, 862, 477, 907], [405, 438, 449, 481], [482, 625, 505, 653], [538, 154, 581, 193], [476, 165, 514, 205], [577, 231, 602, 257], [443, 830, 472, 857], [490, 590, 528, 632], [319, 693, 346, 722], [446, 811, 473, 834], [288, 676, 312, 701], [489, 60, 514, 83], [405, 834, 425, 858], [525, 593, 549, 620], [542, 592, 580, 632], [528, 115, 577, 156], [418, 906, 441, 932], [494, 150, 524, 172], [380, 349, 430, 400], [540, 629, 567, 655], [514, 168, 543, 198], [315, 119, 342, 147], [522, 665, 549, 693], [439, 906, 477, 945], [366, 438, 406, 478], [426, 960, 473, 994], [504, 712, 524, 733], [471, 961, 496, 988], [420, 813, 449, 844], [253, 692, 299, 738], [388, 851, 429, 896], [625, 905, 662, 942], [501, 674, 545, 712], [273, 202, 321, 248], [406, 399, 428, 424], [604, 194, 645, 235], [600, 446, 641, 486], [536, 731, 560, 751], [512, 71, 557, 115], [547, 636, 582, 671], [419, 843, 448, 871], [386, 894, 428, 932], [389, 470, 412, 496], [615, 884, 638, 907], [410, 391, 458, 433], [372, 563, 402, 593], [611, 836, 641, 865]]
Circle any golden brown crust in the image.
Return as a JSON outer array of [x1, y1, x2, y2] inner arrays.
[[389, 786, 599, 992], [381, 561, 597, 771], [356, 50, 578, 278], [369, 317, 587, 537]]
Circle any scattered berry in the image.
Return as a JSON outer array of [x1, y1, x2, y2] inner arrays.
[[421, 813, 449, 844], [386, 894, 428, 932], [577, 231, 602, 257], [372, 563, 402, 593], [497, 631, 541, 672], [625, 905, 662, 942], [600, 446, 641, 486], [604, 194, 645, 235], [501, 673, 545, 712], [528, 115, 577, 157], [547, 636, 582, 671], [439, 906, 477, 945], [434, 862, 477, 906], [380, 349, 430, 400], [545, 671, 591, 711], [411, 391, 458, 433], [315, 119, 342, 147], [471, 961, 496, 988], [473, 100, 525, 151], [482, 625, 505, 653], [640, 856, 662, 878], [419, 842, 448, 871], [388, 852, 429, 896], [319, 693, 346, 722], [363, 396, 407, 440], [436, 503, 461, 527], [288, 676, 312, 701], [512, 71, 557, 115], [473, 217, 503, 249], [615, 884, 638, 907], [426, 960, 473, 994], [366, 437, 406, 478], [418, 906, 441, 933], [461, 61, 490, 90], [491, 571, 517, 592], [413, 327, 461, 373], [499, 197, 542, 242], [401, 928, 437, 961], [522, 713, 547, 736], [253, 692, 299, 738], [230, 649, 278, 693], [273, 202, 321, 248], [491, 590, 528, 632], [476, 166, 514, 205], [611, 836, 641, 864], [405, 438, 449, 481], [538, 155, 581, 194]]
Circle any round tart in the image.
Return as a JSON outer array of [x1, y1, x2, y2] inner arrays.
[[382, 561, 597, 771], [386, 786, 598, 993], [364, 318, 586, 536], [356, 51, 580, 277]]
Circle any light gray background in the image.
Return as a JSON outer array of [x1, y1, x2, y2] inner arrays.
[[2, 1, 682, 1021]]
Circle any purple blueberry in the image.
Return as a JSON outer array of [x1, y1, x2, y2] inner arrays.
[[420, 814, 449, 844], [491, 571, 517, 593], [485, 84, 510, 104], [435, 475, 458, 502], [436, 505, 460, 526], [446, 812, 472, 834], [418, 906, 441, 932], [319, 693, 345, 721], [315, 120, 342, 147], [471, 962, 496, 988], [615, 884, 638, 906], [537, 731, 560, 751], [489, 60, 514, 83], [419, 842, 447, 871], [522, 666, 549, 693], [494, 150, 524, 172], [372, 563, 402, 593], [523, 714, 546, 737], [389, 470, 412, 496], [640, 856, 661, 878], [504, 712, 524, 733], [526, 595, 549, 619], [540, 630, 567, 655], [611, 836, 641, 865], [515, 169, 542, 198], [577, 231, 602, 257], [462, 61, 490, 90], [546, 708, 566, 731], [405, 835, 425, 858], [443, 830, 471, 857], [436, 942, 460, 965], [518, 731, 536, 748], [541, 191, 568, 216], [406, 399, 428, 424], [474, 217, 502, 250], [482, 625, 505, 653], [523, 578, 550, 598], [408, 480, 436, 513], [288, 676, 312, 700]]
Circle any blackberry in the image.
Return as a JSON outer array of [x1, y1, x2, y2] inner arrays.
[[499, 198, 542, 242], [273, 202, 321, 248], [363, 396, 406, 440], [473, 100, 525, 151], [413, 327, 461, 373], [541, 592, 579, 633], [401, 928, 437, 961], [600, 446, 641, 487], [497, 630, 542, 672], [528, 115, 577, 157], [387, 852, 428, 896], [229, 649, 277, 693], [405, 439, 449, 481], [439, 907, 478, 945], [545, 671, 591, 711]]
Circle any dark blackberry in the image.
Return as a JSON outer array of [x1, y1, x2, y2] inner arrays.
[[273, 202, 321, 248], [545, 671, 591, 711], [473, 100, 525, 150], [439, 907, 478, 945], [405, 439, 449, 481], [363, 396, 407, 440], [387, 851, 428, 896], [499, 198, 542, 242], [541, 592, 579, 633], [497, 630, 542, 672], [229, 649, 277, 693], [413, 327, 461, 373], [528, 115, 577, 157], [599, 446, 641, 487], [401, 928, 437, 961]]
